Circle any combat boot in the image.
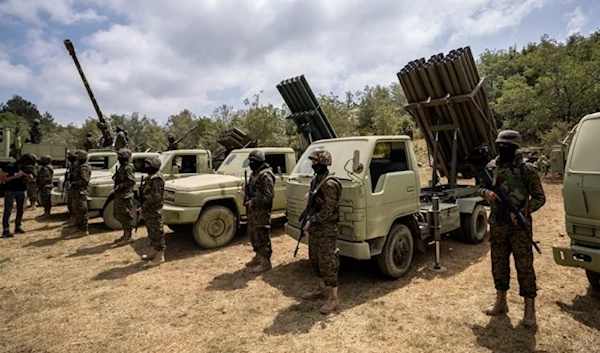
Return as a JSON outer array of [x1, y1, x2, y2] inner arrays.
[[252, 256, 272, 273], [320, 286, 339, 315], [141, 249, 157, 261], [144, 250, 165, 268], [302, 279, 327, 300], [485, 290, 509, 315], [522, 298, 536, 327], [245, 253, 261, 267], [112, 229, 133, 248], [62, 218, 76, 227]]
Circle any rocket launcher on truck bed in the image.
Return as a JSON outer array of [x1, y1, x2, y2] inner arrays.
[[397, 46, 498, 185], [277, 74, 337, 147]]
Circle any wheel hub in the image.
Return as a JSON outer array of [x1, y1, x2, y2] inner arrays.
[[393, 238, 408, 266], [208, 218, 226, 238]]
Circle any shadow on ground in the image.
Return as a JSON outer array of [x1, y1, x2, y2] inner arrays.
[[471, 315, 548, 353], [208, 231, 491, 336], [90, 216, 287, 281], [556, 287, 600, 331]]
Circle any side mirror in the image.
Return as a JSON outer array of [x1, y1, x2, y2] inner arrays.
[[352, 149, 364, 173]]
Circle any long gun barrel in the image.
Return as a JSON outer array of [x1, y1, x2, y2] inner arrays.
[[63, 39, 106, 123], [174, 125, 199, 145], [482, 168, 541, 254], [294, 177, 319, 257]]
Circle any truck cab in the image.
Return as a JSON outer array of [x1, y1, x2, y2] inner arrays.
[[285, 136, 488, 278], [162, 147, 297, 249], [553, 112, 600, 289], [50, 151, 156, 206], [87, 149, 213, 230]]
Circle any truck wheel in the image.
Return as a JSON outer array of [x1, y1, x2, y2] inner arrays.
[[102, 198, 141, 231], [461, 205, 488, 244], [378, 223, 414, 278], [193, 205, 237, 249], [586, 270, 600, 289], [168, 224, 193, 233]]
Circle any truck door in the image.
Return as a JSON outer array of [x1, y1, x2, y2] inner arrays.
[[365, 141, 419, 237], [265, 153, 289, 211]]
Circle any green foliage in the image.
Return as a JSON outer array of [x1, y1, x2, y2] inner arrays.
[[539, 121, 574, 155]]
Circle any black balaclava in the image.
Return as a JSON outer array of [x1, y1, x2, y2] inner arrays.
[[312, 164, 328, 175], [498, 144, 518, 164], [249, 160, 262, 172]]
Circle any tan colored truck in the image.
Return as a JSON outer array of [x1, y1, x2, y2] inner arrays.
[[87, 149, 213, 230], [162, 147, 297, 249], [285, 136, 489, 278]]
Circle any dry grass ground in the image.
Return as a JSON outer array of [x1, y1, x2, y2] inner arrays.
[[1, 149, 599, 352]]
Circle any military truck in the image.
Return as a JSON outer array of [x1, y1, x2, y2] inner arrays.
[[52, 148, 121, 187], [0, 127, 67, 170], [50, 151, 159, 206], [88, 149, 213, 230], [553, 112, 600, 289], [284, 47, 497, 278], [162, 147, 296, 248]]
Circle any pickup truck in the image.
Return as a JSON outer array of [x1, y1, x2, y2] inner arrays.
[[51, 149, 120, 187], [553, 112, 600, 289], [162, 147, 297, 249], [87, 149, 213, 230], [285, 136, 489, 278], [50, 151, 159, 206]]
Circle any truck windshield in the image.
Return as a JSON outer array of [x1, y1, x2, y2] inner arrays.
[[569, 117, 600, 173], [291, 140, 370, 178], [216, 151, 251, 175]]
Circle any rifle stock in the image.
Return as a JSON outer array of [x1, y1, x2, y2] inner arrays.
[[482, 168, 541, 254]]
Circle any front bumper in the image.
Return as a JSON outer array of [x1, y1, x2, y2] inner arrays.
[[163, 204, 203, 224], [285, 222, 372, 260], [50, 188, 67, 206], [553, 244, 600, 273]]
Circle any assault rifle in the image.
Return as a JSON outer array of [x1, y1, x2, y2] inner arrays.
[[61, 163, 72, 199], [294, 176, 319, 257], [135, 178, 145, 233], [482, 168, 541, 254], [243, 170, 251, 210]]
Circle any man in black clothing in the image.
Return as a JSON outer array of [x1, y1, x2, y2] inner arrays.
[[1, 162, 27, 237]]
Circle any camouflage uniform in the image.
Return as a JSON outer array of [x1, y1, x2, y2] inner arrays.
[[167, 134, 178, 151], [114, 126, 128, 151], [244, 150, 276, 273], [64, 151, 77, 222], [83, 133, 96, 151], [140, 156, 166, 267], [97, 121, 113, 148], [302, 149, 342, 315], [479, 130, 546, 327], [30, 119, 42, 143], [111, 149, 137, 247], [22, 154, 38, 208], [64, 150, 91, 236], [36, 155, 54, 216]]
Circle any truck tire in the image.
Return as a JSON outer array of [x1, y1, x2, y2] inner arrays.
[[586, 270, 600, 289], [377, 223, 414, 278], [461, 204, 488, 244], [193, 205, 237, 249], [168, 224, 193, 233], [102, 198, 141, 231]]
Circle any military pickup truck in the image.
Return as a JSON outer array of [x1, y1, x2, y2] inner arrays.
[[553, 112, 600, 289], [162, 147, 296, 249], [87, 149, 213, 230], [52, 149, 121, 187], [50, 151, 159, 206], [285, 136, 488, 278]]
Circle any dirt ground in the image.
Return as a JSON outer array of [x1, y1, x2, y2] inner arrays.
[[1, 168, 600, 352]]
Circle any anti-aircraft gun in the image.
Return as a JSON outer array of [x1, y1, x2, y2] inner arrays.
[[63, 39, 114, 148]]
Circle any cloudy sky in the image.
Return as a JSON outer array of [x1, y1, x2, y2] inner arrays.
[[0, 0, 597, 126]]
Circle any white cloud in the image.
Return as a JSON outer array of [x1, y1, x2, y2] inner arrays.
[[0, 60, 33, 88], [565, 6, 588, 36], [0, 0, 553, 125]]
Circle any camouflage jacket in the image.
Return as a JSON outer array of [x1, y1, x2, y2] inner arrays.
[[478, 153, 546, 224], [70, 162, 92, 191], [114, 132, 128, 150], [141, 172, 165, 211], [37, 165, 54, 188], [309, 173, 342, 225], [167, 141, 179, 151], [83, 137, 96, 151], [247, 165, 276, 225], [30, 126, 42, 143], [114, 162, 136, 197]]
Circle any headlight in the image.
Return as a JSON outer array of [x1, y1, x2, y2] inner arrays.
[[164, 190, 175, 203]]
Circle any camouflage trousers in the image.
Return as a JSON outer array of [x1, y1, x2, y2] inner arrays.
[[308, 224, 340, 287], [489, 221, 537, 298], [72, 189, 88, 231], [67, 188, 76, 215], [26, 182, 37, 205], [248, 219, 272, 259], [38, 186, 52, 213], [114, 194, 134, 230], [143, 208, 165, 251]]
